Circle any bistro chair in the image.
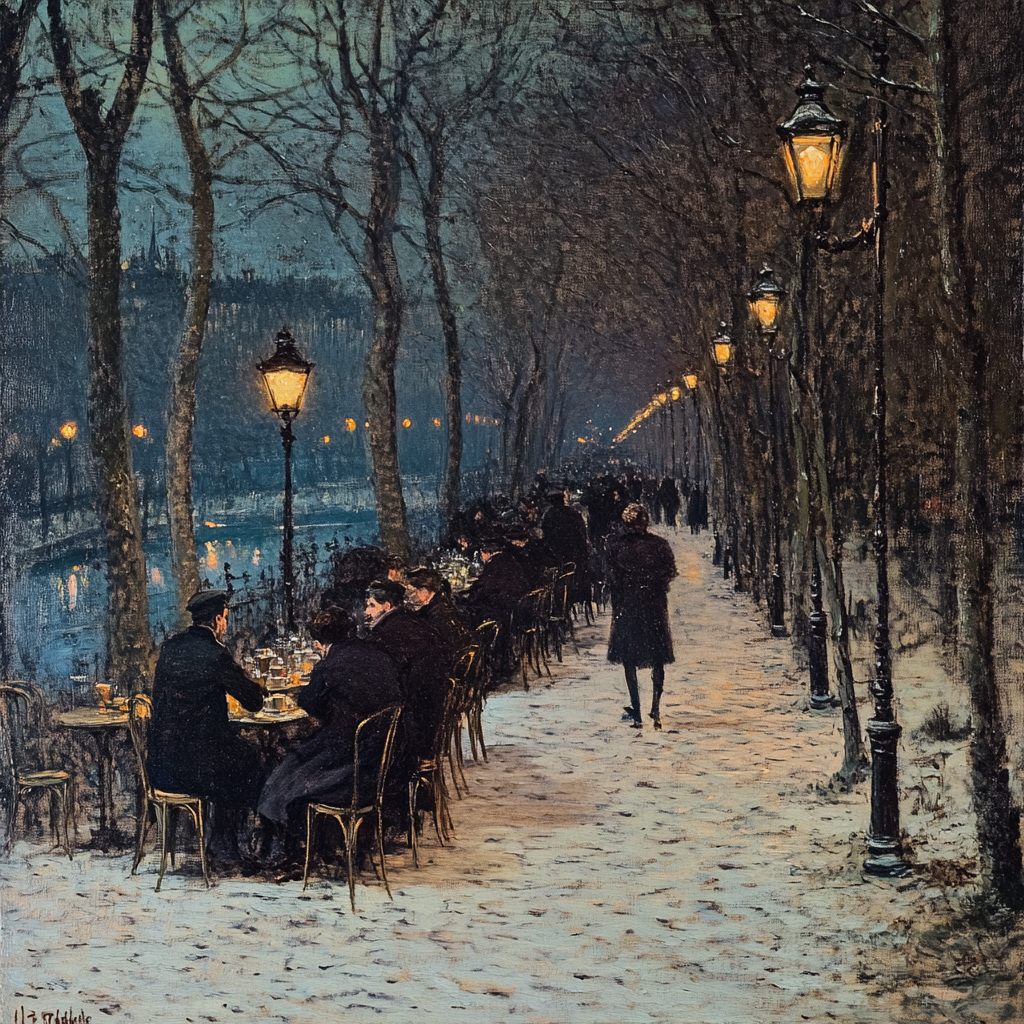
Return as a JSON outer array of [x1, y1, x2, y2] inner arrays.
[[447, 647, 480, 794], [0, 682, 73, 859], [512, 587, 553, 687], [408, 680, 458, 867], [547, 563, 580, 663], [127, 694, 209, 891], [303, 704, 403, 911]]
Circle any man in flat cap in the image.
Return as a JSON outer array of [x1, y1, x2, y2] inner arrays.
[[148, 589, 266, 869]]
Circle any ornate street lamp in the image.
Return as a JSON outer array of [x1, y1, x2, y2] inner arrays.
[[749, 266, 789, 638], [711, 323, 733, 370], [777, 68, 846, 204], [257, 328, 314, 634]]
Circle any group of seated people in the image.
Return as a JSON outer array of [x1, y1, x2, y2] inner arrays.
[[146, 486, 592, 876]]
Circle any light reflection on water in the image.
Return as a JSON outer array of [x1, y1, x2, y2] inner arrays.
[[16, 507, 386, 692]]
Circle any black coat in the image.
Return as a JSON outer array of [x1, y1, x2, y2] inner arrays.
[[458, 550, 533, 627], [417, 597, 471, 669], [148, 625, 265, 809], [606, 530, 678, 668], [257, 638, 401, 824], [370, 608, 450, 761]]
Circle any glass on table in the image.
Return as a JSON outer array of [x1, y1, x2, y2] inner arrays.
[[95, 682, 112, 709]]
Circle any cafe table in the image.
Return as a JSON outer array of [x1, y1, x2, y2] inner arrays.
[[57, 705, 132, 850]]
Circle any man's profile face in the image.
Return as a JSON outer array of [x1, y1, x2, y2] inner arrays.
[[407, 585, 434, 610], [365, 597, 391, 626]]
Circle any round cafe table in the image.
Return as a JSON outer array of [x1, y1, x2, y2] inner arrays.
[[57, 706, 132, 851]]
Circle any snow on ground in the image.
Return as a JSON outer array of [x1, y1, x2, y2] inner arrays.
[[1, 529, 1009, 1022]]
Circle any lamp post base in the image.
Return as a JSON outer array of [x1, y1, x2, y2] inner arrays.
[[863, 847, 911, 878]]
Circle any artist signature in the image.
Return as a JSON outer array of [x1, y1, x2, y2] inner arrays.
[[13, 1009, 91, 1024]]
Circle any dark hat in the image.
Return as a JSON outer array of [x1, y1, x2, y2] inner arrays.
[[366, 578, 407, 606], [186, 589, 230, 622], [622, 503, 650, 529], [546, 486, 567, 501], [478, 535, 506, 553], [505, 524, 530, 541], [309, 606, 354, 645], [406, 567, 444, 592]]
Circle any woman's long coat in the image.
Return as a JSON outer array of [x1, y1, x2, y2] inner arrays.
[[257, 638, 400, 825], [606, 530, 678, 668]]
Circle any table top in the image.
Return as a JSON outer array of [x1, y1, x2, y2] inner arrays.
[[58, 707, 130, 729], [230, 707, 308, 726]]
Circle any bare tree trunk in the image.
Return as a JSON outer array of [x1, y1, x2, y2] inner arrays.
[[939, 0, 1024, 909], [362, 108, 410, 561], [48, 0, 154, 692], [0, 1, 38, 684], [420, 141, 463, 541], [158, 0, 213, 624]]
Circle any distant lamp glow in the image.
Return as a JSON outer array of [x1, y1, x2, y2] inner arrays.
[[322, 435, 331, 444], [345, 418, 357, 432], [712, 323, 733, 368], [256, 328, 314, 418], [433, 417, 441, 427], [132, 424, 148, 438], [684, 373, 698, 390], [670, 386, 682, 401], [777, 69, 846, 203], [60, 421, 77, 441], [402, 418, 412, 428], [749, 264, 786, 334]]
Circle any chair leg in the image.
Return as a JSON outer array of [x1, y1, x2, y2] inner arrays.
[[375, 811, 392, 901], [302, 803, 316, 891], [344, 816, 359, 912], [408, 778, 420, 867], [196, 801, 210, 888], [58, 781, 73, 860], [131, 798, 152, 876], [167, 806, 178, 869], [156, 805, 170, 892]]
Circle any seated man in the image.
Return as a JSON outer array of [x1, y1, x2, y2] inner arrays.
[[148, 589, 265, 867], [258, 606, 401, 845], [365, 578, 449, 766], [457, 535, 533, 629], [405, 567, 472, 671]]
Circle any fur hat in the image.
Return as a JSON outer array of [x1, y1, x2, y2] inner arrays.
[[621, 503, 650, 530]]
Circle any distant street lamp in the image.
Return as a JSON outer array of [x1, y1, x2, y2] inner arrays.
[[749, 266, 789, 638], [59, 420, 77, 525], [711, 323, 734, 371], [257, 328, 314, 634]]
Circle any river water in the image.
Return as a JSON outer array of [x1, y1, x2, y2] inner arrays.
[[13, 486, 440, 694]]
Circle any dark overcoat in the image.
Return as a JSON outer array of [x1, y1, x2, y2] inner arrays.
[[257, 638, 401, 824], [370, 608, 450, 761], [606, 530, 678, 668], [417, 597, 472, 670], [458, 550, 533, 627], [148, 625, 265, 809]]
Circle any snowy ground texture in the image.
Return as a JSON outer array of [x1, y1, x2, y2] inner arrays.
[[2, 529, 1016, 1023]]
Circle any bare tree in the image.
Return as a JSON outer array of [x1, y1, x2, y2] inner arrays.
[[48, 0, 155, 690]]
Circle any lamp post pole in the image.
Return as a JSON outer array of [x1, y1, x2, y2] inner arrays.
[[863, 22, 907, 877], [749, 266, 789, 638], [257, 328, 313, 638], [280, 412, 296, 634]]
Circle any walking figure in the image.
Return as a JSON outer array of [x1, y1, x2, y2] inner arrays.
[[606, 504, 677, 730]]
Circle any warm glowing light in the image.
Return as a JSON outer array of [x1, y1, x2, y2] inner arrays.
[[402, 418, 412, 428], [777, 72, 845, 204], [60, 421, 77, 441], [364, 421, 370, 429], [67, 573, 78, 612], [433, 417, 441, 427], [132, 424, 148, 438], [322, 435, 331, 444], [684, 373, 698, 390], [256, 328, 314, 417], [151, 567, 163, 586], [252, 548, 261, 565], [714, 341, 733, 366], [345, 418, 357, 432], [670, 387, 682, 401], [121, 259, 130, 270]]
